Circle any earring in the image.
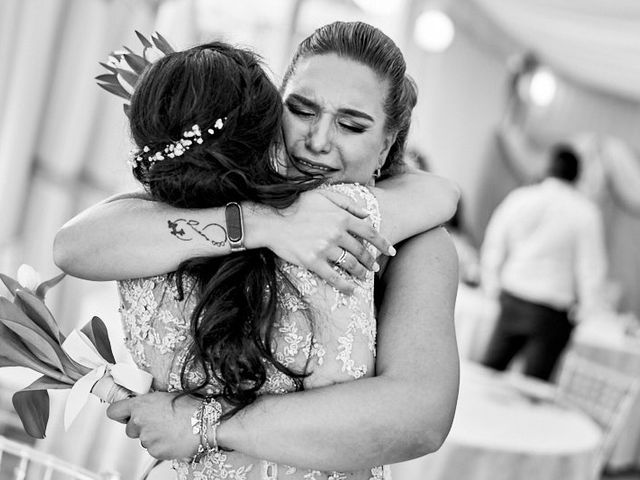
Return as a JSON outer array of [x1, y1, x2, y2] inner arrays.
[[373, 167, 381, 179]]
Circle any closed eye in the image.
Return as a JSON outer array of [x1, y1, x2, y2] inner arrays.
[[340, 123, 366, 133], [286, 101, 314, 118]]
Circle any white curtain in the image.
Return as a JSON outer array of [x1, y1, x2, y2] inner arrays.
[[0, 0, 163, 477], [470, 0, 640, 102], [0, 0, 68, 248]]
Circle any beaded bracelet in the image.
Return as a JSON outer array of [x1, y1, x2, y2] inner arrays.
[[190, 396, 223, 464]]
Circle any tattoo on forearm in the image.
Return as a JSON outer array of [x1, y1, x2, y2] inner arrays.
[[167, 219, 228, 247]]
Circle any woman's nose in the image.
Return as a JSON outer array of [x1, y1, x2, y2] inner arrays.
[[305, 118, 333, 154]]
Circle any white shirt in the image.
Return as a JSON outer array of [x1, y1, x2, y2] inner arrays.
[[481, 178, 608, 314]]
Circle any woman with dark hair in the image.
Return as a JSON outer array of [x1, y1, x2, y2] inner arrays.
[[55, 22, 459, 478]]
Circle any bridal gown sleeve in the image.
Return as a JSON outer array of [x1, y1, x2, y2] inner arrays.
[[117, 183, 389, 480]]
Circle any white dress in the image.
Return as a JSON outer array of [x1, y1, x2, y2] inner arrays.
[[118, 184, 389, 480]]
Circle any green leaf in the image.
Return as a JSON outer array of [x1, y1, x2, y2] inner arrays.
[[0, 273, 22, 296], [1, 318, 65, 371], [35, 272, 65, 300], [13, 389, 49, 439], [97, 81, 131, 101], [136, 30, 153, 49], [21, 375, 71, 392], [14, 290, 62, 342], [95, 73, 118, 84], [0, 297, 81, 377], [0, 355, 20, 367], [0, 325, 46, 370], [99, 61, 119, 75], [152, 32, 175, 55], [80, 316, 116, 364], [0, 297, 64, 366], [0, 324, 71, 383], [115, 68, 138, 88], [122, 51, 148, 75]]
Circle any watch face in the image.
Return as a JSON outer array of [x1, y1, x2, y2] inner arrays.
[[225, 203, 243, 243], [228, 224, 242, 242]]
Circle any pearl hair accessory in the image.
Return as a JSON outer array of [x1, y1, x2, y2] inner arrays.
[[129, 118, 226, 167]]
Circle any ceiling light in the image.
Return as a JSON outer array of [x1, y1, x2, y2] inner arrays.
[[413, 9, 455, 53], [528, 68, 557, 106]]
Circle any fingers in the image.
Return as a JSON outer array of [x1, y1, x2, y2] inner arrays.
[[334, 241, 372, 278], [321, 189, 396, 260], [139, 433, 153, 453], [314, 263, 357, 295], [106, 398, 134, 424], [319, 190, 369, 219], [107, 398, 141, 440], [347, 217, 396, 257], [126, 418, 141, 439]]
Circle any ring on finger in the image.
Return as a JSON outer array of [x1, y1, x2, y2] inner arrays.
[[335, 248, 348, 267]]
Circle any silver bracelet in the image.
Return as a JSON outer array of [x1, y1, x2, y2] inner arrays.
[[190, 396, 223, 464]]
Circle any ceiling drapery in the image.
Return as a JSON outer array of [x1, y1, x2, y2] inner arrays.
[[469, 0, 640, 102]]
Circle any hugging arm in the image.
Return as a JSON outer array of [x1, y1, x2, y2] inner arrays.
[[371, 168, 459, 242], [217, 227, 460, 469], [109, 227, 459, 468], [54, 172, 458, 290], [53, 190, 384, 293]]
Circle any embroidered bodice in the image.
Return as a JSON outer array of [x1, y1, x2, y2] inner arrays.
[[118, 184, 389, 480]]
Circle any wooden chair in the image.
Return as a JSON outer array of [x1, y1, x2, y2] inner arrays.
[[555, 352, 640, 479], [0, 435, 120, 480]]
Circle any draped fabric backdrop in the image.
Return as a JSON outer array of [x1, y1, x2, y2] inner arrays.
[[470, 0, 640, 103], [415, 0, 640, 318], [0, 0, 162, 477]]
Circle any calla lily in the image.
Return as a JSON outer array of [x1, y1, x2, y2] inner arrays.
[[16, 264, 41, 291]]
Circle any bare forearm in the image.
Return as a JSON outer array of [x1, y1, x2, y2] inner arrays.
[[52, 190, 393, 291], [54, 196, 268, 280], [217, 229, 460, 469], [375, 171, 460, 244], [220, 375, 446, 470]]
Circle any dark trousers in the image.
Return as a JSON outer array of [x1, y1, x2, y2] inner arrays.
[[482, 291, 574, 381]]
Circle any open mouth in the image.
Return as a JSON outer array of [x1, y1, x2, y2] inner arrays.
[[291, 155, 339, 173]]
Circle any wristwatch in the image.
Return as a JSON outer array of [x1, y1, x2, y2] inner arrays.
[[225, 202, 246, 252]]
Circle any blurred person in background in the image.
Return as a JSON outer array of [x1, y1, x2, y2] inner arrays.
[[55, 22, 460, 477], [480, 144, 608, 380]]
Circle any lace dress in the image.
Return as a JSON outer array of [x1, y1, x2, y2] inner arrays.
[[118, 184, 389, 480]]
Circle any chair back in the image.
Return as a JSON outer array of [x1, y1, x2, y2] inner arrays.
[[555, 352, 640, 478], [0, 435, 120, 480]]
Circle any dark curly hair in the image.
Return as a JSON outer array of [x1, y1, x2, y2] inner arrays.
[[282, 21, 418, 180], [129, 41, 321, 411]]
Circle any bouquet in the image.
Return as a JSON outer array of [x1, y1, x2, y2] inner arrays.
[[0, 265, 152, 438]]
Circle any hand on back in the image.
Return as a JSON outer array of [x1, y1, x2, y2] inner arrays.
[[267, 189, 393, 294]]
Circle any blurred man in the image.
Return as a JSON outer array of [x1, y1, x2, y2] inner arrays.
[[481, 145, 608, 380]]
